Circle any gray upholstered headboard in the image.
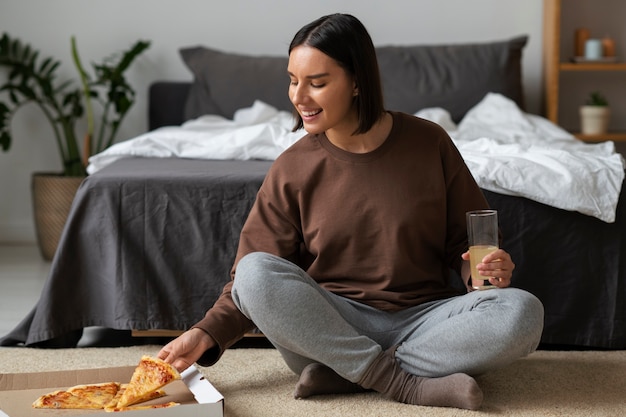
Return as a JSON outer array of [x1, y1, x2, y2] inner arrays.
[[148, 82, 191, 130], [149, 36, 528, 131]]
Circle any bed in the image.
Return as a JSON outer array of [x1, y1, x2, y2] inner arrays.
[[2, 36, 626, 349]]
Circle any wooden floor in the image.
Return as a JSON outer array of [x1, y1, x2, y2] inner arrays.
[[0, 244, 50, 338]]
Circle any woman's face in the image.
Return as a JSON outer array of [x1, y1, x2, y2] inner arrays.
[[288, 45, 358, 136]]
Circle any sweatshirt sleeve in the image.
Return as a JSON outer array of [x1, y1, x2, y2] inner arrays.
[[191, 280, 255, 366]]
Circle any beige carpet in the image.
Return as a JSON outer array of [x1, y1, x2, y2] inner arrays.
[[1, 345, 625, 416]]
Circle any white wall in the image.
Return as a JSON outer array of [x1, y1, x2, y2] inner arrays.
[[0, 0, 543, 243]]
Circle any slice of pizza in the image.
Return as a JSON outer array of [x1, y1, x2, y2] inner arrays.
[[32, 389, 102, 409], [104, 384, 166, 411], [104, 400, 179, 412], [115, 355, 180, 408], [67, 381, 121, 409], [105, 384, 126, 409]]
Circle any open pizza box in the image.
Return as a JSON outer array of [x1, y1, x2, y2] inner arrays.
[[0, 365, 223, 416]]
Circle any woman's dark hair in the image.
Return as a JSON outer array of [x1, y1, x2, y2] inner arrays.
[[288, 13, 385, 134]]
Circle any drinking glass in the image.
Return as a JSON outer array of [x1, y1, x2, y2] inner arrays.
[[466, 210, 499, 290]]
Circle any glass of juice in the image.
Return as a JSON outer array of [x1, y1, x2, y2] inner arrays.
[[466, 210, 498, 290]]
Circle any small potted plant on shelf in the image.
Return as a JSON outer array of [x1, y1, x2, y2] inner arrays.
[[579, 91, 610, 135], [0, 33, 150, 259]]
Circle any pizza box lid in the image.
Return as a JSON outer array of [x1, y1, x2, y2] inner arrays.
[[0, 364, 223, 417]]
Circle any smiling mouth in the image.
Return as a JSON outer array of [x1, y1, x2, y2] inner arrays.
[[301, 109, 322, 118]]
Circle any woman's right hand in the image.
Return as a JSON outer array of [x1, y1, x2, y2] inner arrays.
[[157, 327, 216, 372]]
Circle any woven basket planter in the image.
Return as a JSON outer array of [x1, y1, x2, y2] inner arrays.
[[31, 173, 84, 261]]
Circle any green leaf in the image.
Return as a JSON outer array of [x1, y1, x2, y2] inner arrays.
[[587, 91, 608, 106], [0, 131, 11, 151], [39, 57, 53, 73]]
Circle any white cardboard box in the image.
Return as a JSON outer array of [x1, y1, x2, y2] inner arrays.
[[0, 364, 223, 416]]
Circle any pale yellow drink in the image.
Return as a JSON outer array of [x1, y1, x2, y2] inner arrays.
[[469, 244, 498, 290]]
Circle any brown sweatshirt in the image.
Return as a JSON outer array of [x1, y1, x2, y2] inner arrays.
[[193, 111, 490, 364]]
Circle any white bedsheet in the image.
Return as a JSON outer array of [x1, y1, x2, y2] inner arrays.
[[87, 93, 624, 223]]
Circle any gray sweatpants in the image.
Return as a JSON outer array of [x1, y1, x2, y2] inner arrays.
[[232, 252, 544, 383]]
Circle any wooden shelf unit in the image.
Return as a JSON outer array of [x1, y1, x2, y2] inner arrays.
[[543, 0, 626, 141], [560, 63, 626, 71]]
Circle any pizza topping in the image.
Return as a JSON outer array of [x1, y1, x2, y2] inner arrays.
[[68, 382, 121, 408], [32, 389, 102, 409], [104, 385, 166, 412]]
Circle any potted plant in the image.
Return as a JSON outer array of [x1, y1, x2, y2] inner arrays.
[[0, 33, 150, 259], [579, 91, 610, 135]]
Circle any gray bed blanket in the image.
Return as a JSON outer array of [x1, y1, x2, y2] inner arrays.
[[1, 157, 271, 346]]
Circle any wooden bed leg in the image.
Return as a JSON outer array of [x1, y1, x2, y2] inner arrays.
[[131, 329, 265, 338]]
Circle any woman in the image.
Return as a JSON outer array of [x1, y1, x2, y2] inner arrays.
[[158, 13, 544, 410]]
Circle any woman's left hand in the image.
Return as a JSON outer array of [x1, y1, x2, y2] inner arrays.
[[461, 248, 515, 288]]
